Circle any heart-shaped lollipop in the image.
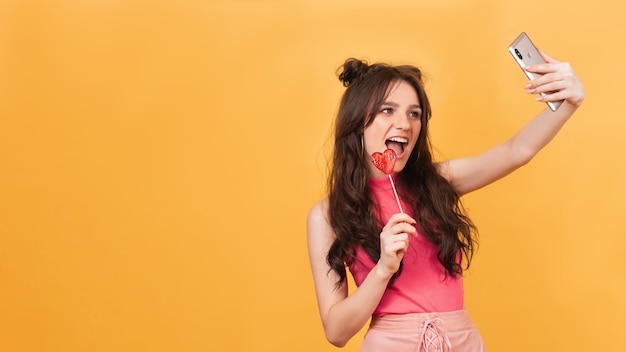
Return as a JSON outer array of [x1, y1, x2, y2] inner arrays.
[[370, 148, 403, 213], [371, 148, 397, 175]]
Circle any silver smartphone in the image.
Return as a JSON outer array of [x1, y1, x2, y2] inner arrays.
[[508, 32, 562, 111]]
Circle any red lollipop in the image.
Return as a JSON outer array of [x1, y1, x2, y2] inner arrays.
[[371, 149, 396, 175], [371, 148, 404, 213]]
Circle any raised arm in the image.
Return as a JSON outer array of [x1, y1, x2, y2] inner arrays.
[[307, 199, 416, 347], [439, 51, 585, 195]]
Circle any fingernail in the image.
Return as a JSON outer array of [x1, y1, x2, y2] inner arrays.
[[524, 83, 532, 89], [527, 88, 536, 94]]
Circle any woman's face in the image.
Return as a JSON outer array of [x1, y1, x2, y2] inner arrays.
[[363, 80, 422, 177]]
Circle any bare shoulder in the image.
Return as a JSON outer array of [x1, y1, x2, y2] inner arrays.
[[308, 198, 329, 226], [307, 198, 335, 252]]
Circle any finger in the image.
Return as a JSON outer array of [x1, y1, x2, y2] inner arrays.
[[395, 223, 417, 237], [382, 241, 408, 258], [536, 78, 580, 100], [387, 212, 417, 225], [393, 233, 409, 246], [523, 49, 555, 73], [397, 238, 409, 249], [527, 80, 563, 96], [383, 225, 416, 240], [526, 61, 573, 79], [382, 232, 409, 247], [382, 222, 417, 239], [387, 239, 408, 252], [535, 90, 570, 103], [533, 91, 561, 104], [525, 68, 571, 90]]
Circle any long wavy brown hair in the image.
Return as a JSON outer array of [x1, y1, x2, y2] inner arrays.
[[326, 58, 478, 288]]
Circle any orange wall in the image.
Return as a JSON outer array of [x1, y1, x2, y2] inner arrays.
[[1, 1, 625, 351]]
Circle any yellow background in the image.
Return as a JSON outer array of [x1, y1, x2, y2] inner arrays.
[[1, 0, 625, 351]]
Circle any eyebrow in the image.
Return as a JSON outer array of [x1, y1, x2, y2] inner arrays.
[[382, 101, 422, 109]]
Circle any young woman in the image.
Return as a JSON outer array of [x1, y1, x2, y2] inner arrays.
[[307, 52, 584, 351]]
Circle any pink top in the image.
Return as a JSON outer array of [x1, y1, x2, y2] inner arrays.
[[348, 175, 464, 317]]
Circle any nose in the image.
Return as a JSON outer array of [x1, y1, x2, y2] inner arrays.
[[393, 113, 410, 130]]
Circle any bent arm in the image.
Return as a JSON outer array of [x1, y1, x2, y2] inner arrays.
[[439, 52, 585, 195], [307, 200, 391, 347]]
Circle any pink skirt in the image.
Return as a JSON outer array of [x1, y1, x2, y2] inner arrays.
[[360, 309, 486, 352]]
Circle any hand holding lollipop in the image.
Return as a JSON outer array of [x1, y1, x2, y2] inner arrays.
[[371, 149, 404, 214]]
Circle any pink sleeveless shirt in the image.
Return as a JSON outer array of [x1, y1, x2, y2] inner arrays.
[[348, 175, 464, 317]]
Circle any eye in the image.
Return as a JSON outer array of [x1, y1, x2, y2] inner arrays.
[[408, 111, 421, 118], [381, 107, 393, 114]]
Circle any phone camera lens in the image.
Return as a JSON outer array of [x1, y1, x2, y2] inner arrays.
[[514, 49, 523, 60]]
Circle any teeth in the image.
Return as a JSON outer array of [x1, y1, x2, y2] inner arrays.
[[388, 137, 408, 144]]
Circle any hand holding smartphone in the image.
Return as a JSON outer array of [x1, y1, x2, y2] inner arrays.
[[508, 32, 563, 111]]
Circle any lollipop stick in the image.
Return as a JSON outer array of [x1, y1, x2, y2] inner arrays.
[[371, 149, 404, 214], [388, 174, 404, 214]]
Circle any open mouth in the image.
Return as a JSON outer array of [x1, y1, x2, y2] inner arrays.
[[385, 137, 407, 156]]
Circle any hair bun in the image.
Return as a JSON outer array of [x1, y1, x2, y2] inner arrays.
[[337, 58, 371, 87]]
